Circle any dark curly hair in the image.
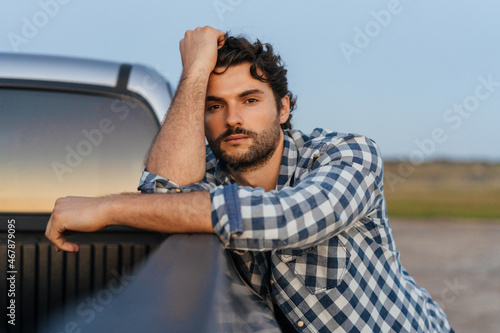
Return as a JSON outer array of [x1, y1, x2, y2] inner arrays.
[[214, 33, 297, 129]]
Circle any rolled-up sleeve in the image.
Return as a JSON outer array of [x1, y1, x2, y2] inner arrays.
[[210, 183, 244, 246], [137, 170, 212, 193], [210, 135, 385, 252]]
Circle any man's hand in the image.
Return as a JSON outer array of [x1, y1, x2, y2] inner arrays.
[[45, 196, 112, 253], [179, 26, 226, 76]]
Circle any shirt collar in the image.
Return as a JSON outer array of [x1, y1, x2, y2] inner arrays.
[[276, 130, 298, 190]]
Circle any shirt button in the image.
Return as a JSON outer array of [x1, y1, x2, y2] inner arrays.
[[270, 279, 274, 285], [297, 321, 304, 327]]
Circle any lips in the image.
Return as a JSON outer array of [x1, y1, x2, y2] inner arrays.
[[224, 134, 250, 143], [225, 134, 249, 140]]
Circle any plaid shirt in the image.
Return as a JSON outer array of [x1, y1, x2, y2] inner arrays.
[[139, 128, 452, 333]]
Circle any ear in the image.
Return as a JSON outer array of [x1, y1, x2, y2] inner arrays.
[[279, 95, 290, 125]]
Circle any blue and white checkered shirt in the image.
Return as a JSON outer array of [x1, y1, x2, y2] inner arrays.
[[138, 128, 452, 332]]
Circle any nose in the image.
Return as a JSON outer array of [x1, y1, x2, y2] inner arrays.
[[225, 104, 243, 128]]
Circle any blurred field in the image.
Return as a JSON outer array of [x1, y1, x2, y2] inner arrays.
[[383, 161, 500, 219]]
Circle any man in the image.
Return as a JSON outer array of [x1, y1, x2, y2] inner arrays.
[[46, 26, 453, 332]]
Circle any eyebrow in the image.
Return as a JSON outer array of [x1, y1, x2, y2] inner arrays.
[[238, 89, 265, 98], [206, 95, 224, 102], [206, 89, 265, 102]]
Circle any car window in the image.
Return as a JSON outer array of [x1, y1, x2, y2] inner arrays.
[[0, 88, 159, 213]]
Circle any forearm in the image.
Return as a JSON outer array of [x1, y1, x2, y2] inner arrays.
[[45, 191, 213, 253], [145, 71, 209, 185], [109, 191, 213, 233]]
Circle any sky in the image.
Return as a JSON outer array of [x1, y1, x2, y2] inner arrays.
[[1, 0, 499, 161]]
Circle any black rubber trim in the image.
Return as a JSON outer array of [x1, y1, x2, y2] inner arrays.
[[0, 78, 160, 128], [116, 64, 132, 91], [0, 213, 162, 233]]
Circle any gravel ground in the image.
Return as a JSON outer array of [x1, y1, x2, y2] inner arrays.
[[390, 219, 500, 333]]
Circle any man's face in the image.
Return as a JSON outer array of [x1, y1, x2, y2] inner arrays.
[[204, 63, 289, 172]]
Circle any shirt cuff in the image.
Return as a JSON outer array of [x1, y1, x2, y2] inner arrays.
[[210, 183, 243, 246], [137, 170, 209, 193]]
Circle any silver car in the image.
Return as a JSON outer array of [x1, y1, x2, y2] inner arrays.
[[0, 53, 173, 331]]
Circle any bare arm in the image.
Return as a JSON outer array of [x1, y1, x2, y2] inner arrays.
[[46, 27, 226, 252], [146, 27, 226, 185], [45, 192, 213, 253]]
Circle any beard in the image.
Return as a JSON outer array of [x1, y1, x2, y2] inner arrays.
[[207, 115, 281, 172]]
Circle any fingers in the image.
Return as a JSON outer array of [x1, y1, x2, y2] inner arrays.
[[45, 199, 81, 253], [57, 241, 80, 253], [216, 30, 227, 49], [54, 240, 79, 253], [181, 26, 225, 49], [180, 26, 222, 48], [45, 216, 79, 253], [179, 26, 226, 75]]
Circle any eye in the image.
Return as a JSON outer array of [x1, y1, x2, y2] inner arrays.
[[245, 98, 258, 104], [207, 104, 222, 111]]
